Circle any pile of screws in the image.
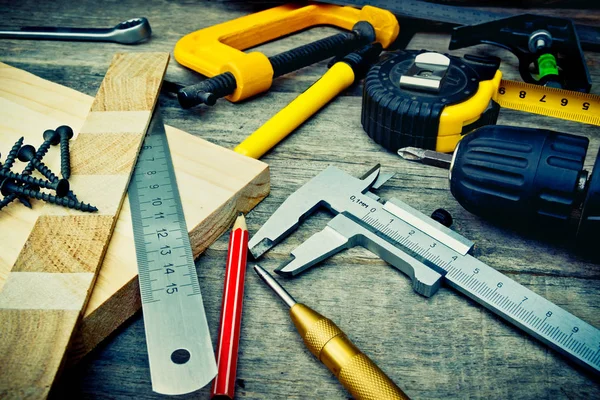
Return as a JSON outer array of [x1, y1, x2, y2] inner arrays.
[[0, 126, 98, 213]]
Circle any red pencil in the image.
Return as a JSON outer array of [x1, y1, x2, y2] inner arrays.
[[211, 213, 249, 399]]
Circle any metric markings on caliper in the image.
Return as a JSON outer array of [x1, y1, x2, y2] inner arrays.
[[346, 192, 600, 374], [250, 165, 599, 374], [128, 108, 216, 395]]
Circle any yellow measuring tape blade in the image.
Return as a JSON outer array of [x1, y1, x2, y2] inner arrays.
[[496, 80, 600, 126]]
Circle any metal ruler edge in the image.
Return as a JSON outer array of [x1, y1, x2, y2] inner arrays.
[[128, 106, 217, 395]]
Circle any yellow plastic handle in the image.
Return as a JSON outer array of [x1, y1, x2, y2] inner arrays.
[[234, 61, 356, 159], [173, 3, 398, 102]]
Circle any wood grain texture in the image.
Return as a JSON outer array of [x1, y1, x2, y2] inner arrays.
[[91, 54, 168, 112], [1, 0, 599, 399], [0, 52, 169, 399], [13, 215, 114, 273], [0, 308, 80, 399], [0, 60, 270, 367]]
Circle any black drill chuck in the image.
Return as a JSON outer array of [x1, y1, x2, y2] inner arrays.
[[400, 125, 600, 256], [450, 125, 591, 230]]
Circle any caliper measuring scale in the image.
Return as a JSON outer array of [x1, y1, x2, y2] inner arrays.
[[249, 165, 600, 375]]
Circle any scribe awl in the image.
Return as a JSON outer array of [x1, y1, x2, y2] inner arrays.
[[248, 165, 600, 375], [254, 265, 409, 400]]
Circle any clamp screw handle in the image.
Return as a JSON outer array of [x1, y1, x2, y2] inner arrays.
[[178, 22, 375, 109]]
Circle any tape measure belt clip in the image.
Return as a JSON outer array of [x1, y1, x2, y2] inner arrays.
[[362, 50, 500, 152]]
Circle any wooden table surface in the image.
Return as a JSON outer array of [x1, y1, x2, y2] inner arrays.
[[1, 1, 599, 399]]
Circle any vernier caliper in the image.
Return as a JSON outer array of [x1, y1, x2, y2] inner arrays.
[[249, 165, 600, 375]]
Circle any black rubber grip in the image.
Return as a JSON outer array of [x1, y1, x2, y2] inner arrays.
[[450, 125, 589, 226]]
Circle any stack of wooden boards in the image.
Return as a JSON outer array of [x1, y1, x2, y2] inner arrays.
[[0, 54, 269, 397]]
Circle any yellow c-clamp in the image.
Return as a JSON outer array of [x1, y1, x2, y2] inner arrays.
[[174, 3, 399, 107]]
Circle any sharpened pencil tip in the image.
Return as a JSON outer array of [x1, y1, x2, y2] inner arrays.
[[233, 213, 247, 231]]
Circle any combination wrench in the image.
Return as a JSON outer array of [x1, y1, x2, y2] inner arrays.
[[0, 17, 151, 44]]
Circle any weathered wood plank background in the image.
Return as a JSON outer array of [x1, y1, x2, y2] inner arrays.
[[1, 0, 599, 399]]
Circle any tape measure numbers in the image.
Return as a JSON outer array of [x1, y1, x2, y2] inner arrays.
[[128, 107, 217, 395], [496, 80, 600, 126]]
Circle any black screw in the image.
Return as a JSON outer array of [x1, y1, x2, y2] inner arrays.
[[15, 148, 41, 209], [18, 195, 33, 208], [0, 192, 30, 209], [18, 145, 61, 183], [0, 193, 17, 211], [56, 125, 73, 179], [0, 179, 97, 212], [1, 137, 24, 171], [0, 169, 70, 197], [1, 151, 32, 209], [19, 143, 78, 201], [36, 129, 61, 161]]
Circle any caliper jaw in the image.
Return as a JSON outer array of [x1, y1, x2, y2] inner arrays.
[[249, 165, 389, 259], [275, 213, 442, 297]]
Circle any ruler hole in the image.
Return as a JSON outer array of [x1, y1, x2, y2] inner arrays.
[[171, 349, 191, 364]]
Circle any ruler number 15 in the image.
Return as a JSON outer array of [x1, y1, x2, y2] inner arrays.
[[166, 283, 178, 295]]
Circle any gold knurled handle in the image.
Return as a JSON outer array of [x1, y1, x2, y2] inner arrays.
[[291, 304, 410, 400], [303, 317, 343, 356], [338, 352, 410, 400]]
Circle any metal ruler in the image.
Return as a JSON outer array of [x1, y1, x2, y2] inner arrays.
[[320, 0, 600, 51], [250, 166, 600, 375], [128, 107, 217, 395], [496, 80, 600, 126]]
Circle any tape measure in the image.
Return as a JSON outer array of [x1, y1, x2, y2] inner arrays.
[[362, 50, 502, 153], [361, 50, 600, 153], [128, 107, 217, 395], [495, 80, 600, 126]]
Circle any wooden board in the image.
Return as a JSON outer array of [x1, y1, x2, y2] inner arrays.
[[0, 52, 170, 398], [0, 60, 270, 379], [2, 2, 598, 399]]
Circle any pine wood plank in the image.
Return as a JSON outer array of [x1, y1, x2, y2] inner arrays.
[[2, 2, 597, 399], [0, 52, 170, 398], [0, 61, 270, 368]]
